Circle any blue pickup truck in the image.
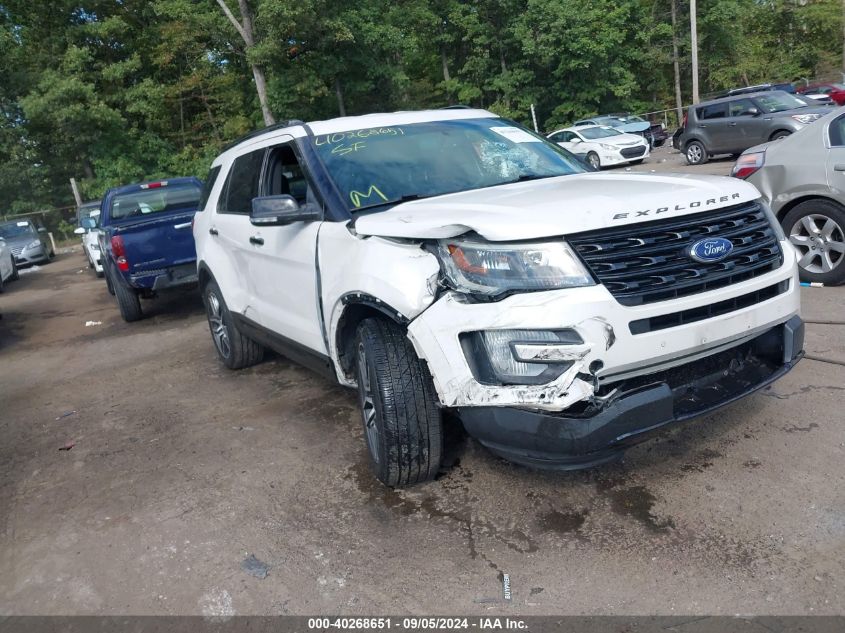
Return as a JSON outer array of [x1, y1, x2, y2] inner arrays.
[[96, 177, 203, 321]]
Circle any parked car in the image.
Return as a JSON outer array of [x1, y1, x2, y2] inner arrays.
[[98, 178, 203, 321], [679, 90, 829, 165], [798, 83, 845, 106], [0, 236, 19, 292], [547, 125, 649, 168], [732, 106, 845, 285], [725, 82, 796, 96], [194, 108, 802, 487], [573, 113, 667, 147], [74, 200, 103, 277], [0, 218, 54, 266], [795, 93, 835, 107]]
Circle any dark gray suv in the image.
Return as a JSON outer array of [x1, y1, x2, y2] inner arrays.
[[680, 90, 828, 165]]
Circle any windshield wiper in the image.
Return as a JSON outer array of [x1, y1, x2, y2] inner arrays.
[[351, 193, 430, 213], [499, 173, 562, 186]]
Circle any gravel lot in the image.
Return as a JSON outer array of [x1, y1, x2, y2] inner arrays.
[[1, 154, 843, 616]]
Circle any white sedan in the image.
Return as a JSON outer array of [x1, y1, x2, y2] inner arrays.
[[547, 125, 649, 169], [0, 237, 19, 292]]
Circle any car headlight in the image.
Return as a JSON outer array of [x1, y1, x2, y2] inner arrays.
[[599, 143, 616, 150], [25, 240, 41, 250], [436, 238, 594, 296], [791, 113, 821, 124]]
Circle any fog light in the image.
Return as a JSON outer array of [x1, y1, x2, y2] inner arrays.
[[461, 329, 587, 386]]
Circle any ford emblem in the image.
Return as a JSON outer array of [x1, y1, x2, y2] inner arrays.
[[689, 237, 733, 263]]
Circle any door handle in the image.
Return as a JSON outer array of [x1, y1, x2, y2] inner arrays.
[[249, 236, 264, 246], [174, 222, 192, 229], [209, 227, 218, 236], [834, 164, 845, 172], [728, 122, 737, 126], [699, 124, 707, 128]]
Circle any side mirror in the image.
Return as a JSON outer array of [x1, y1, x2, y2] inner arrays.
[[37, 226, 47, 233], [571, 138, 582, 144], [74, 227, 86, 235], [250, 195, 320, 226], [745, 107, 760, 116]]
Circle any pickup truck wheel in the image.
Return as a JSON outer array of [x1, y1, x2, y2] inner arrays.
[[354, 318, 443, 487], [685, 140, 709, 165], [105, 270, 115, 295], [784, 200, 845, 285], [203, 280, 264, 369], [112, 275, 143, 322]]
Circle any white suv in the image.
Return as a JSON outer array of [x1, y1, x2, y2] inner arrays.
[[194, 108, 803, 486]]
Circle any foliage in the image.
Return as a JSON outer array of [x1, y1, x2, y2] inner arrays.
[[0, 0, 842, 213]]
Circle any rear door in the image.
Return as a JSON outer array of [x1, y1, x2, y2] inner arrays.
[[695, 103, 729, 152]]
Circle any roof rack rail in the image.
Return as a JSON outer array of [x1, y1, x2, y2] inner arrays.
[[221, 119, 305, 152]]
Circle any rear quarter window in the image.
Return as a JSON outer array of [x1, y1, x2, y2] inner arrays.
[[698, 104, 727, 120]]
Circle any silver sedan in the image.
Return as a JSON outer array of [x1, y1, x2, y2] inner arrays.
[[733, 106, 845, 285]]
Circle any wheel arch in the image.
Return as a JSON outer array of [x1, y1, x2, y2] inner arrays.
[[197, 261, 215, 290], [334, 294, 409, 382], [775, 195, 845, 222]]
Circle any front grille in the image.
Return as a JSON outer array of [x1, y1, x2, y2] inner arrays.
[[569, 202, 783, 306], [620, 146, 646, 158], [10, 246, 23, 256], [629, 281, 788, 334]]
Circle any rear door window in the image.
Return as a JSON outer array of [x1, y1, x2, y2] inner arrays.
[[698, 104, 728, 120], [220, 150, 265, 215]]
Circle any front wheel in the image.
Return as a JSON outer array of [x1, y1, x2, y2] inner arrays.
[[203, 280, 264, 369], [685, 140, 709, 165], [9, 257, 18, 281], [784, 200, 845, 285], [586, 152, 601, 170], [629, 159, 644, 165], [354, 318, 443, 487], [770, 130, 792, 141]]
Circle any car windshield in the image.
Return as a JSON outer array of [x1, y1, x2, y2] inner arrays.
[[110, 183, 201, 220], [0, 221, 35, 239], [311, 118, 585, 213], [579, 126, 622, 139], [754, 92, 807, 112]]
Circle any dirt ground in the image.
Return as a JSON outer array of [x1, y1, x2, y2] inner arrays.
[[1, 155, 844, 616]]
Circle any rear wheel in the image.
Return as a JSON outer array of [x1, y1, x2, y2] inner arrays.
[[685, 140, 709, 165], [105, 270, 115, 295], [111, 272, 143, 322], [784, 200, 845, 285], [203, 280, 264, 369], [354, 318, 443, 487], [586, 152, 601, 170]]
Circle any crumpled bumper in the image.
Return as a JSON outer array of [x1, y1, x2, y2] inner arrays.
[[458, 315, 804, 469]]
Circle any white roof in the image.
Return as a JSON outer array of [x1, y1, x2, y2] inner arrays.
[[307, 108, 494, 135]]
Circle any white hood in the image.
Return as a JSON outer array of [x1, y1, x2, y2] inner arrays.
[[353, 172, 761, 241], [602, 132, 646, 146]]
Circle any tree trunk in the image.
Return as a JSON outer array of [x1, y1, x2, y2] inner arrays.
[[690, 0, 700, 103], [216, 0, 276, 126], [440, 47, 451, 82], [335, 78, 346, 117], [671, 0, 684, 127]]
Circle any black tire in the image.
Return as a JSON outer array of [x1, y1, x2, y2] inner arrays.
[[770, 130, 792, 141], [586, 152, 601, 170], [112, 272, 143, 322], [0, 268, 5, 293], [685, 140, 709, 165], [95, 268, 104, 278], [629, 159, 644, 165], [202, 280, 264, 369], [783, 199, 845, 285], [654, 139, 665, 148], [9, 257, 18, 281], [354, 318, 443, 487], [105, 270, 115, 295]]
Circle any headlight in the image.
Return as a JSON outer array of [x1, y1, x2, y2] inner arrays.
[[436, 238, 594, 296], [25, 240, 41, 250], [791, 113, 821, 124], [599, 143, 616, 150]]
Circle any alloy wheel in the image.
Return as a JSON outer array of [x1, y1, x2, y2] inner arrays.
[[587, 153, 600, 169], [687, 144, 703, 163], [789, 213, 845, 274], [357, 341, 380, 464], [206, 290, 231, 359]]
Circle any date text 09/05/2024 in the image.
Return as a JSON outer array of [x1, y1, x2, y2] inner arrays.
[[307, 618, 528, 630]]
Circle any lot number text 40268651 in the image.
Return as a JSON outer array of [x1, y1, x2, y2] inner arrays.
[[307, 618, 528, 630]]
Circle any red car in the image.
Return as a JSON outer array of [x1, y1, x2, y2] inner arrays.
[[798, 83, 845, 106]]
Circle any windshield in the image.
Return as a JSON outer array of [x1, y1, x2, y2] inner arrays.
[[110, 183, 201, 220], [579, 126, 622, 139], [0, 221, 36, 239], [755, 92, 807, 112], [311, 118, 584, 213]]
